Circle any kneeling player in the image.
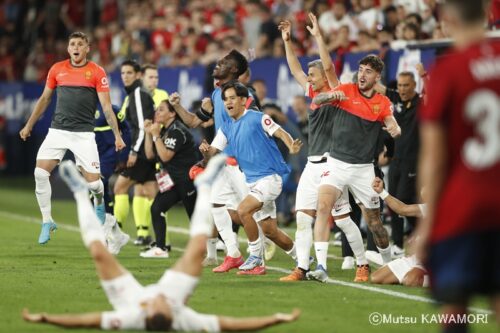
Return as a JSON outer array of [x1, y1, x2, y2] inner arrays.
[[22, 157, 300, 331]]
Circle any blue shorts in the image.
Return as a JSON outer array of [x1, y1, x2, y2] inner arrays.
[[428, 230, 500, 304]]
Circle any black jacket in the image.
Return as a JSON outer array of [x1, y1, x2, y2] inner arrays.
[[124, 79, 155, 158]]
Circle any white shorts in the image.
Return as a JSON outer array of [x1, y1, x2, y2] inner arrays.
[[387, 255, 427, 284], [296, 160, 351, 217], [210, 165, 247, 210], [37, 128, 100, 174], [247, 174, 282, 220], [101, 270, 198, 311], [319, 157, 380, 209]]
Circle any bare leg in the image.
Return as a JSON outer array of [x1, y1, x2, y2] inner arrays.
[[362, 207, 389, 248], [260, 218, 293, 251], [440, 303, 468, 333], [237, 196, 263, 243], [371, 265, 399, 285]]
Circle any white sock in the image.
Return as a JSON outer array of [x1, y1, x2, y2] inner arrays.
[[190, 184, 214, 237], [295, 211, 314, 270], [335, 217, 368, 266], [285, 243, 297, 261], [377, 245, 392, 264], [206, 238, 218, 259], [73, 191, 106, 247], [34, 167, 53, 223], [314, 241, 329, 270], [248, 236, 263, 258], [212, 206, 240, 258], [88, 179, 104, 205]]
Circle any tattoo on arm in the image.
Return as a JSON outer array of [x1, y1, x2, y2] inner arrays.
[[312, 92, 333, 105]]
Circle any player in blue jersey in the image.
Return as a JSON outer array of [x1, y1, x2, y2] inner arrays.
[[94, 105, 131, 214], [200, 81, 302, 275], [171, 51, 290, 274]]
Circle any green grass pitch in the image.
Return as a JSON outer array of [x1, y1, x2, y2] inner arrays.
[[0, 177, 496, 333]]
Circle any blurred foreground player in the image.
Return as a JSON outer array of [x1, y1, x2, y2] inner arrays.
[[22, 157, 300, 332], [416, 0, 500, 331]]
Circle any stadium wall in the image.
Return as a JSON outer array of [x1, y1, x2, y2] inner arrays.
[[0, 48, 436, 175]]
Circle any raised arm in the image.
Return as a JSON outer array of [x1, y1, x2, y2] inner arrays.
[[307, 13, 339, 88], [170, 92, 205, 128], [218, 309, 300, 332], [98, 91, 126, 151], [22, 308, 101, 329], [278, 20, 308, 90], [19, 86, 54, 141], [372, 177, 423, 217]]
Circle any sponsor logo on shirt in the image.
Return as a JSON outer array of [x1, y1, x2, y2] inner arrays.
[[165, 137, 177, 149]]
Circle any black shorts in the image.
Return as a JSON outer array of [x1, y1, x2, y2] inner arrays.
[[428, 230, 500, 304], [120, 158, 156, 184]]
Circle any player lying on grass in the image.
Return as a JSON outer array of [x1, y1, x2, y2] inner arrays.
[[22, 157, 300, 332], [370, 177, 428, 287]]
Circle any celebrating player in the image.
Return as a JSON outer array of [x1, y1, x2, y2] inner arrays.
[[23, 157, 300, 331], [200, 81, 302, 275], [19, 31, 125, 245]]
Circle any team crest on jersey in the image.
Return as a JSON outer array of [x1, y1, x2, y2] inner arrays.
[[372, 104, 381, 114], [94, 110, 100, 119], [85, 70, 92, 80]]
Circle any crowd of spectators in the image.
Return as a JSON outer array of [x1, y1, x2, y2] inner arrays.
[[1, 0, 499, 82]]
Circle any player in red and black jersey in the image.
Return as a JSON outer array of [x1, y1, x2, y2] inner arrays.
[[308, 54, 401, 282], [416, 0, 500, 329], [19, 32, 125, 245]]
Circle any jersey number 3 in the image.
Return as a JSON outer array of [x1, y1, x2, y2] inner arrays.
[[463, 89, 500, 170]]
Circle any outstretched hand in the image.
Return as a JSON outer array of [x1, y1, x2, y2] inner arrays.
[[306, 12, 321, 37], [278, 20, 291, 42], [289, 138, 303, 154], [275, 308, 301, 323], [22, 308, 45, 323]]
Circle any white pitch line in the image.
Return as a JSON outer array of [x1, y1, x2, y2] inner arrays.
[[0, 210, 492, 315]]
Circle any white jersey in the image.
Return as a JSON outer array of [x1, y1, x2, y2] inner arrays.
[[100, 271, 220, 332]]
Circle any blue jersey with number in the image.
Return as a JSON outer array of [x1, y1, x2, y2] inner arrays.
[[221, 110, 290, 183]]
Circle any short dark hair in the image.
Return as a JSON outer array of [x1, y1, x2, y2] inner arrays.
[[141, 64, 158, 73], [160, 99, 176, 113], [121, 59, 141, 73], [445, 0, 487, 24], [225, 50, 249, 78], [359, 54, 384, 73], [68, 32, 89, 44], [145, 313, 172, 331], [221, 80, 249, 100], [398, 71, 415, 81]]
